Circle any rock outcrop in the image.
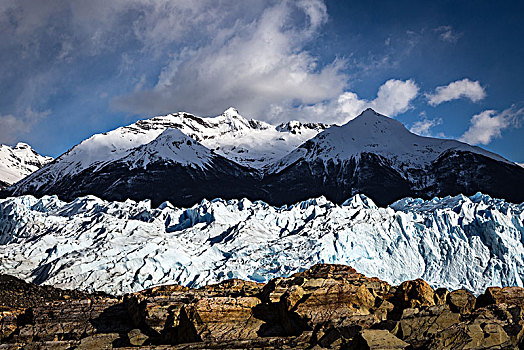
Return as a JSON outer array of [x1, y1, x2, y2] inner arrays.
[[2, 264, 524, 349]]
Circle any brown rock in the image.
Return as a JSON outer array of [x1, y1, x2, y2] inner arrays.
[[373, 298, 395, 321], [291, 282, 376, 329], [3, 264, 524, 349], [0, 307, 24, 341], [476, 286, 524, 308], [199, 279, 264, 297], [434, 287, 449, 305], [125, 290, 190, 336], [394, 279, 435, 310], [398, 305, 460, 347], [13, 297, 131, 345], [316, 314, 379, 348], [349, 329, 409, 349], [181, 296, 263, 342], [76, 333, 120, 349], [128, 328, 149, 346], [447, 289, 476, 313], [464, 322, 511, 349]]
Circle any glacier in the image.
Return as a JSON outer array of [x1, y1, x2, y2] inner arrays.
[[0, 192, 523, 295]]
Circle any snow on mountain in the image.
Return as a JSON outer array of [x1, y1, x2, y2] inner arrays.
[[122, 128, 215, 170], [0, 143, 53, 188], [0, 192, 522, 295], [160, 107, 329, 169], [8, 107, 328, 195], [272, 108, 510, 174]]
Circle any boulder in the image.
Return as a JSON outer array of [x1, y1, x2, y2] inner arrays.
[[394, 279, 435, 310], [476, 286, 524, 308], [447, 289, 476, 313], [180, 296, 263, 342]]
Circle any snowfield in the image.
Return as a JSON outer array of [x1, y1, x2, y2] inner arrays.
[[0, 192, 523, 295]]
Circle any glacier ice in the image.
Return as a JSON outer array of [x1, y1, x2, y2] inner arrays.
[[0, 192, 523, 295]]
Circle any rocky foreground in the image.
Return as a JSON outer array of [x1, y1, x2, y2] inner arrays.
[[2, 264, 524, 349]]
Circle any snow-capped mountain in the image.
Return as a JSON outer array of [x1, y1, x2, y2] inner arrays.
[[0, 192, 522, 295], [264, 108, 524, 206], [0, 143, 53, 189], [272, 108, 508, 172], [4, 108, 327, 205], [3, 108, 523, 207]]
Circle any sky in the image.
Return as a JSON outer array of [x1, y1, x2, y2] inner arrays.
[[1, 0, 523, 164]]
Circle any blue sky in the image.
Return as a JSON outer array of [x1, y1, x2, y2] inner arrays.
[[1, 0, 523, 164]]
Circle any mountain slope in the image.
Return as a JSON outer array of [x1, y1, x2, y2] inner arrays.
[[0, 192, 522, 295], [264, 108, 524, 206], [0, 143, 53, 189], [7, 128, 260, 207]]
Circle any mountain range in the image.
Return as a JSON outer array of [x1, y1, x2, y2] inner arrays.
[[1, 108, 524, 207]]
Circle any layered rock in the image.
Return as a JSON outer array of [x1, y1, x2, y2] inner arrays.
[[3, 264, 524, 349]]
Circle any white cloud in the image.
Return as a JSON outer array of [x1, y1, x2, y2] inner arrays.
[[114, 0, 349, 122], [0, 108, 49, 144], [332, 79, 419, 123], [370, 79, 419, 116], [427, 79, 486, 106], [410, 117, 443, 136], [434, 26, 462, 43], [270, 78, 419, 125], [459, 107, 524, 145]]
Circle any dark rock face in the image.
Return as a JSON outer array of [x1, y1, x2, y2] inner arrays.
[[5, 158, 262, 208], [3, 264, 524, 349], [263, 153, 413, 207], [265, 150, 524, 207], [426, 150, 524, 204]]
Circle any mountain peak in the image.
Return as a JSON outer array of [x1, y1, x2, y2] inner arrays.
[[222, 107, 241, 118], [123, 127, 214, 170], [0, 142, 53, 189], [14, 142, 31, 150], [273, 108, 509, 173], [361, 107, 379, 115]]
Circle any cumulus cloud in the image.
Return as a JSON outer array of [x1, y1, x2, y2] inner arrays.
[[0, 0, 273, 142], [459, 107, 524, 145], [333, 79, 419, 122], [114, 0, 349, 121], [273, 78, 419, 124], [434, 26, 462, 43], [426, 78, 486, 106], [370, 79, 419, 116], [410, 117, 443, 136]]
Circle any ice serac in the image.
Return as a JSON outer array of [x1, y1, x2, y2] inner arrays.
[[265, 108, 524, 206], [0, 143, 53, 189], [0, 192, 522, 296]]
